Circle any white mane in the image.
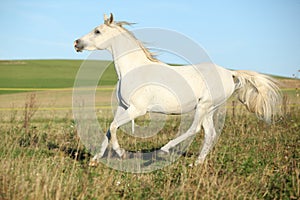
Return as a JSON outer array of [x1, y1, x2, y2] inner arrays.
[[112, 21, 159, 62]]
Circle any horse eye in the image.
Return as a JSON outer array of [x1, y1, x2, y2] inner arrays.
[[94, 29, 101, 34]]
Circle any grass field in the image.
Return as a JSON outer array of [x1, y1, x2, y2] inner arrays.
[[0, 60, 117, 94], [0, 60, 299, 199]]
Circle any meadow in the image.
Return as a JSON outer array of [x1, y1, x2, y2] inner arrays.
[[0, 60, 299, 199]]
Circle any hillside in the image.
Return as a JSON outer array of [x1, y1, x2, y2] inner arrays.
[[0, 60, 117, 94], [0, 60, 299, 95]]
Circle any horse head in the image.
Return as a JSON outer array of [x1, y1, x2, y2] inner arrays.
[[74, 13, 119, 52]]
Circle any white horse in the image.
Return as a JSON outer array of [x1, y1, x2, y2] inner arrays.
[[74, 13, 281, 165]]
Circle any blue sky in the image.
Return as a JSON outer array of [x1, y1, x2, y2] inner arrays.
[[0, 0, 299, 77]]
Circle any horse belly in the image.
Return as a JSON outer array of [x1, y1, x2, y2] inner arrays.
[[128, 85, 198, 114]]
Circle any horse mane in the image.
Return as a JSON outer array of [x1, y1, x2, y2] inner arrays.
[[113, 21, 159, 62]]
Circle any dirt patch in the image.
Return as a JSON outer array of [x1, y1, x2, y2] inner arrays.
[[0, 61, 26, 65], [280, 78, 300, 89]]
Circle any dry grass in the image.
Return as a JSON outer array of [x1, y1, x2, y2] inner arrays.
[[0, 90, 299, 200]]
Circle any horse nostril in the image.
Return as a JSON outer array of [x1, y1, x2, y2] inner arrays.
[[74, 39, 80, 46], [74, 39, 83, 52]]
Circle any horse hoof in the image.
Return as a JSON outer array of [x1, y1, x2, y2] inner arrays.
[[89, 160, 99, 167], [194, 159, 204, 166], [188, 163, 194, 168], [116, 148, 126, 159], [121, 151, 127, 159], [157, 149, 169, 156]]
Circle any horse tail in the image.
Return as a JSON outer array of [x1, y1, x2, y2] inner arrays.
[[231, 70, 282, 123]]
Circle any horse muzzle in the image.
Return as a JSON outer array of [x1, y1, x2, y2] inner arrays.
[[74, 39, 84, 52]]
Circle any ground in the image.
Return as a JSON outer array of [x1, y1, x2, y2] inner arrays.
[[0, 60, 299, 199]]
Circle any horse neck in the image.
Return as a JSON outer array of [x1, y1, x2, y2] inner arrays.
[[108, 32, 155, 78]]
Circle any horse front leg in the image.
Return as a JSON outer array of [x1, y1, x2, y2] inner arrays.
[[91, 105, 146, 164], [90, 106, 125, 164]]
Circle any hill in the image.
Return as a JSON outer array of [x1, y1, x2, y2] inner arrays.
[[0, 59, 299, 95], [0, 60, 117, 94]]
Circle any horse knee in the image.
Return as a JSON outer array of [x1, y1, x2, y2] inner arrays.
[[110, 121, 118, 133]]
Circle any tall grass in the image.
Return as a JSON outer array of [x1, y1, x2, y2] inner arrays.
[[0, 97, 299, 199]]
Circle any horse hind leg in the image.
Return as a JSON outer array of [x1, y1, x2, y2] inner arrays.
[[195, 112, 218, 165], [160, 103, 206, 153]]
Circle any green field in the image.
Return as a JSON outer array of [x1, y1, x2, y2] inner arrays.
[[0, 60, 117, 94], [0, 60, 299, 199]]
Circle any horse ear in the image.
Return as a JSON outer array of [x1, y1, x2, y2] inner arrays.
[[104, 14, 108, 22], [109, 13, 114, 24], [104, 13, 114, 25]]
